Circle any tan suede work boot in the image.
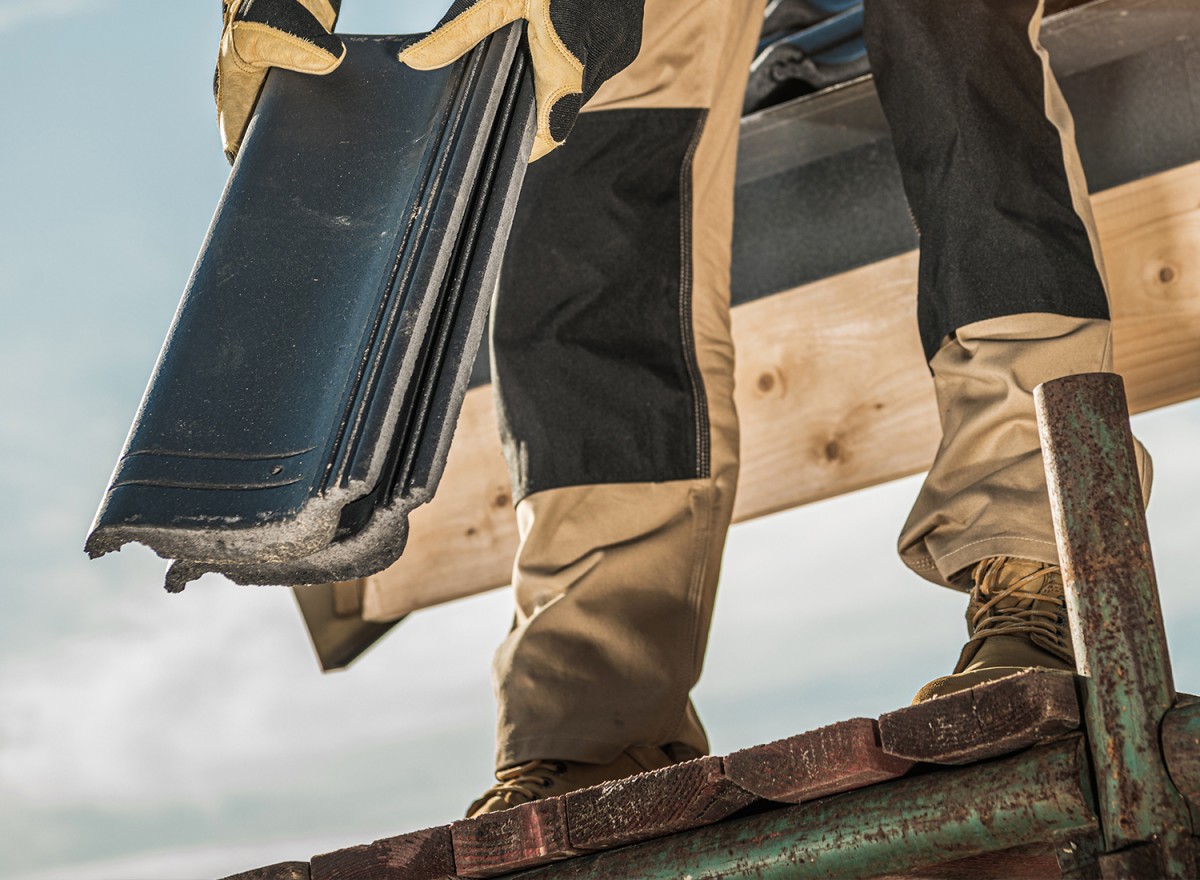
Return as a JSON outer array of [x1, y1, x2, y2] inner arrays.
[[914, 556, 1076, 703], [467, 745, 675, 817]]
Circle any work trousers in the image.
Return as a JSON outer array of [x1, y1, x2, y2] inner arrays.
[[488, 0, 1140, 769]]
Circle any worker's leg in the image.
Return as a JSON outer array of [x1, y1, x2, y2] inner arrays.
[[488, 0, 766, 770], [864, 0, 1149, 590]]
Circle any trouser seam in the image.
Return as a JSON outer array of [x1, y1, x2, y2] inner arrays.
[[664, 483, 715, 746], [679, 110, 710, 480], [936, 535, 1059, 559]]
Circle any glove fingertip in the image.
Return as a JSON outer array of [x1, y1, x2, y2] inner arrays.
[[398, 43, 467, 71], [547, 93, 581, 144], [320, 40, 347, 73], [400, 2, 521, 70], [529, 136, 556, 163]]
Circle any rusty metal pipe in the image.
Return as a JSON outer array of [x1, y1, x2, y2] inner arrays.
[[1036, 372, 1193, 872]]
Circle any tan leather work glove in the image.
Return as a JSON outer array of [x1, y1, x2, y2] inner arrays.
[[215, 0, 346, 163], [399, 0, 646, 161]]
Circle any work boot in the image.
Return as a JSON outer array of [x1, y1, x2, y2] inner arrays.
[[466, 745, 675, 817], [914, 556, 1076, 703]]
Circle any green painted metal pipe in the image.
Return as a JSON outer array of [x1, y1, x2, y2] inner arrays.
[[1036, 372, 1193, 872], [508, 739, 1097, 880]]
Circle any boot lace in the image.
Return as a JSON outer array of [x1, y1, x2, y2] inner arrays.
[[968, 557, 1073, 664], [478, 759, 568, 805]]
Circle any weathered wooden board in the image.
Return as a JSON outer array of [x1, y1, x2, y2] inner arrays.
[[352, 161, 1200, 624], [1097, 843, 1166, 879], [877, 670, 1081, 766], [451, 797, 578, 878], [309, 826, 455, 880], [564, 756, 755, 851], [725, 717, 914, 803], [1162, 699, 1200, 809], [505, 739, 1096, 880]]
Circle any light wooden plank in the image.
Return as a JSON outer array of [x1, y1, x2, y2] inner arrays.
[[360, 161, 1200, 622]]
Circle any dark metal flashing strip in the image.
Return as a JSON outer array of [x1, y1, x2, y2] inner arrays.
[[730, 0, 1200, 305]]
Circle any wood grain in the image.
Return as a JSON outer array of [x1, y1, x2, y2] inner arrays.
[[878, 669, 1081, 766], [309, 826, 455, 880], [353, 160, 1200, 623], [1162, 699, 1200, 809], [1097, 843, 1164, 879], [451, 797, 578, 878], [564, 756, 755, 851], [724, 717, 914, 803]]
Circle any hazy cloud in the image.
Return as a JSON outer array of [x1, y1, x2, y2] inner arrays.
[[0, 0, 111, 35]]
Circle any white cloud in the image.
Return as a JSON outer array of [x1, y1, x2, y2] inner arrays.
[[0, 570, 508, 808], [6, 400, 1200, 879], [0, 0, 110, 35], [10, 835, 356, 880]]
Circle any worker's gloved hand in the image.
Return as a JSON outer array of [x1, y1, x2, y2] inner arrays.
[[215, 0, 346, 163], [399, 0, 645, 161]]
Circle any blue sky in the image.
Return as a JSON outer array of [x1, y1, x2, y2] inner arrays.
[[2, 2, 1200, 878]]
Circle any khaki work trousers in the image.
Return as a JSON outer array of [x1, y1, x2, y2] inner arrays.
[[490, 0, 764, 767], [489, 0, 1145, 769]]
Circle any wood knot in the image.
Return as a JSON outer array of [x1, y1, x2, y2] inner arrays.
[[753, 367, 785, 399], [1146, 257, 1187, 299], [824, 440, 841, 462]]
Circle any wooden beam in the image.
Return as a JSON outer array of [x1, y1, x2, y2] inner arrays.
[[564, 756, 755, 852], [724, 718, 913, 804], [451, 797, 578, 878], [877, 670, 1081, 766], [309, 827, 456, 880], [358, 160, 1200, 623]]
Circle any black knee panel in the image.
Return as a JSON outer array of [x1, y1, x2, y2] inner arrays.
[[491, 108, 710, 502], [863, 0, 1110, 360]]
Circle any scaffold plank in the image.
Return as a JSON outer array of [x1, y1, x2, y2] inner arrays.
[[878, 670, 1080, 766], [565, 756, 755, 851], [725, 717, 913, 803], [309, 826, 455, 880], [452, 797, 578, 878]]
